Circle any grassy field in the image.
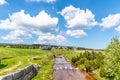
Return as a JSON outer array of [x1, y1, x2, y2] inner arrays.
[[0, 47, 52, 78], [32, 56, 53, 80]]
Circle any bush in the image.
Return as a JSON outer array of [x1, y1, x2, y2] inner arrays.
[[71, 50, 104, 73], [100, 37, 120, 80]]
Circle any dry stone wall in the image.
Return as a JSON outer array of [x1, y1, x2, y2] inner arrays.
[[0, 64, 38, 80]]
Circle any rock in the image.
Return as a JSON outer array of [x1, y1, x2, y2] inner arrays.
[[0, 74, 13, 80]]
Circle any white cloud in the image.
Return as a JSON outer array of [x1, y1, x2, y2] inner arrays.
[[100, 14, 120, 29], [56, 35, 67, 43], [2, 30, 32, 43], [26, 0, 56, 3], [0, 10, 58, 32], [115, 25, 120, 33], [66, 30, 87, 38], [59, 5, 97, 29], [33, 31, 67, 44], [0, 0, 7, 5], [0, 10, 59, 43], [0, 19, 17, 30]]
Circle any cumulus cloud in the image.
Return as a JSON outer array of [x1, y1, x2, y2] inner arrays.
[[26, 0, 56, 3], [56, 35, 67, 43], [115, 25, 120, 33], [0, 10, 60, 43], [59, 5, 95, 38], [100, 14, 120, 29], [66, 30, 87, 38], [33, 31, 67, 44], [59, 5, 97, 29], [0, 10, 58, 32], [2, 30, 32, 43], [0, 0, 7, 5]]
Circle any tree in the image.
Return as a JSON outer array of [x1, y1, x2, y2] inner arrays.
[[101, 37, 120, 80]]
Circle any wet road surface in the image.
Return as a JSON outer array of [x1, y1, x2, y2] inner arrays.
[[53, 56, 94, 80]]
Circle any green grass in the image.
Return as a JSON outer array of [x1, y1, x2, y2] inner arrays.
[[55, 49, 80, 61], [0, 57, 19, 70], [0, 47, 51, 76], [32, 55, 53, 80], [0, 47, 49, 57], [93, 69, 106, 80]]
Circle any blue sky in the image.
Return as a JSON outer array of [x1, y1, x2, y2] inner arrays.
[[0, 0, 120, 49]]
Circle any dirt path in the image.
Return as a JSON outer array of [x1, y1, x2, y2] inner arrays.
[[0, 61, 22, 74], [53, 56, 94, 80]]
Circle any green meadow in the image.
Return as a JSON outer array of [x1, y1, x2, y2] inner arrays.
[[0, 47, 53, 80]]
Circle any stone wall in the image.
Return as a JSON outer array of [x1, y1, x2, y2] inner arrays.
[[0, 64, 38, 80]]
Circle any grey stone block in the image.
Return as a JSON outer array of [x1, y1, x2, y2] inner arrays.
[[0, 64, 38, 80], [24, 65, 33, 74], [0, 74, 13, 80], [13, 69, 24, 79]]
